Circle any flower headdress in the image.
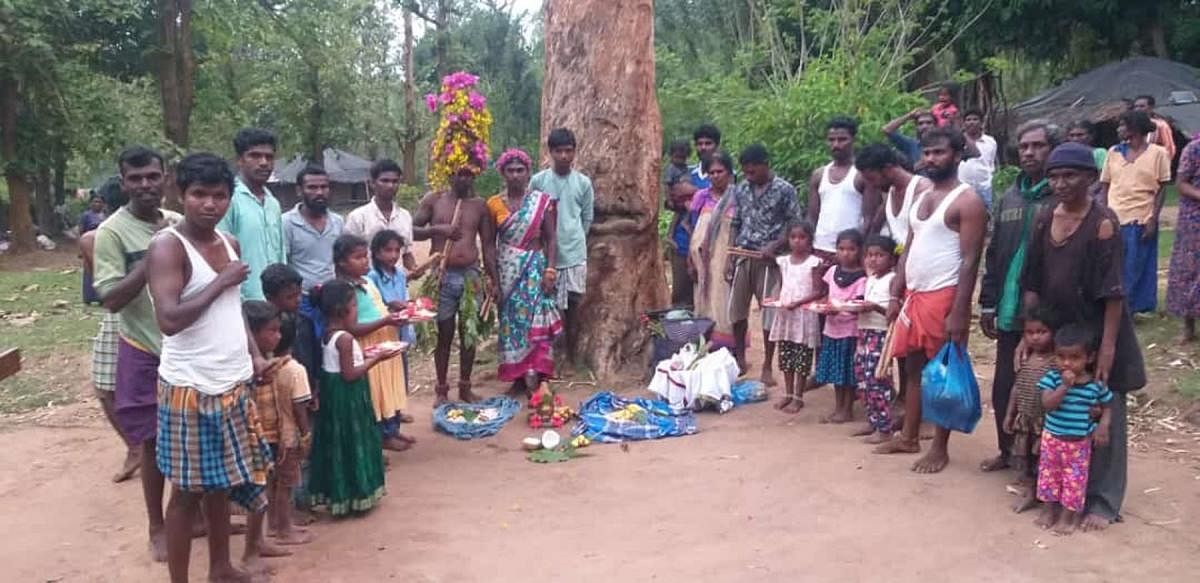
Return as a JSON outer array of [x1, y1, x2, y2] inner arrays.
[[495, 148, 532, 172], [426, 71, 493, 190]]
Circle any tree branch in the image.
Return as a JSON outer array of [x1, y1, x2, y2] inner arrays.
[[401, 1, 436, 24]]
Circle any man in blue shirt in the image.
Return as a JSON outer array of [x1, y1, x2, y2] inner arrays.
[[881, 108, 937, 170], [217, 128, 286, 300], [666, 124, 722, 307], [282, 164, 344, 291]]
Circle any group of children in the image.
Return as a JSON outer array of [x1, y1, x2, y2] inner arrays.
[[764, 221, 1114, 534], [228, 229, 430, 571], [769, 223, 898, 445]]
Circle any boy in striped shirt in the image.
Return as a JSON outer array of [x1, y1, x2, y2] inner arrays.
[[1035, 323, 1113, 535]]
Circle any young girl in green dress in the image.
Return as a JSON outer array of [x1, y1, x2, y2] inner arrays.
[[308, 279, 403, 516]]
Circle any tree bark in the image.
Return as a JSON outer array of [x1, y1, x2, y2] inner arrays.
[[157, 0, 195, 148], [1, 75, 35, 252], [435, 0, 450, 77], [34, 165, 55, 238], [306, 64, 323, 163], [541, 0, 667, 378], [1148, 17, 1169, 58], [402, 7, 419, 184]]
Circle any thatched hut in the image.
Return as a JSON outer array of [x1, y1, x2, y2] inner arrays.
[[1008, 57, 1200, 152]]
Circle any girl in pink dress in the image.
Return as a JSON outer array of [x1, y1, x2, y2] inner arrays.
[[815, 229, 867, 424], [770, 221, 824, 413]]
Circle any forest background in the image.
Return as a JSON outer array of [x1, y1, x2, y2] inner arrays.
[[2, 0, 1199, 251]]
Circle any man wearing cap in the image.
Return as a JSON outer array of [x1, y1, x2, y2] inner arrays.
[[1021, 141, 1146, 531], [978, 120, 1060, 474]]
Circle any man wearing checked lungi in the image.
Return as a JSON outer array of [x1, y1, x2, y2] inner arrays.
[[148, 153, 278, 582]]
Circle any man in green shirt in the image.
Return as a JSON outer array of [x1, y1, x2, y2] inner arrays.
[[530, 128, 594, 376], [93, 146, 182, 562], [217, 127, 286, 300]]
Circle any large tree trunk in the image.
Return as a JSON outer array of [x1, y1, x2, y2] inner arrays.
[[1, 76, 34, 252], [305, 64, 323, 163], [401, 7, 419, 184], [541, 0, 666, 378], [435, 0, 450, 77], [34, 165, 56, 238], [1147, 18, 1169, 58], [157, 0, 195, 148]]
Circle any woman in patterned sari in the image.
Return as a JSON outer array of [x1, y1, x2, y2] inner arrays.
[[688, 150, 738, 350], [486, 149, 563, 395]]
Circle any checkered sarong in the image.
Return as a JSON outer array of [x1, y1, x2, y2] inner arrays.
[[90, 313, 119, 391], [555, 262, 587, 309], [155, 380, 271, 512]]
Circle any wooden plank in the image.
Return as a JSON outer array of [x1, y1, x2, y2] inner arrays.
[[0, 348, 20, 383]]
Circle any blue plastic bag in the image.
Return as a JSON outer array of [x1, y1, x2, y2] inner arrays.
[[730, 380, 768, 405], [920, 342, 982, 433]]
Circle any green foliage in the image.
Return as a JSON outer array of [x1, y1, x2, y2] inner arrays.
[[991, 165, 1020, 198], [712, 57, 924, 190], [656, 1, 934, 188], [0, 269, 98, 413]]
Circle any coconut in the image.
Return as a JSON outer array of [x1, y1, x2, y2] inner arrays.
[[540, 430, 561, 449], [522, 437, 542, 451]]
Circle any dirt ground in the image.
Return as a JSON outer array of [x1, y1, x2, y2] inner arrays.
[[3, 344, 1199, 581], [3, 244, 1200, 582]]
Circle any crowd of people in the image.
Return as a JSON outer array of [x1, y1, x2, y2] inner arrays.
[[669, 94, 1196, 537], [79, 73, 595, 582], [72, 71, 1200, 580]]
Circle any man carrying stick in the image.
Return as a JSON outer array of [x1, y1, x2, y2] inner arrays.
[[412, 71, 499, 405]]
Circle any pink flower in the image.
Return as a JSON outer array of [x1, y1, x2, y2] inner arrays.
[[439, 92, 452, 105], [424, 94, 438, 113], [468, 91, 487, 110], [443, 71, 479, 90]]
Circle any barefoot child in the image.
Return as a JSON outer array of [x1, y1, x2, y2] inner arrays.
[[1034, 323, 1114, 535], [333, 234, 414, 452], [147, 153, 277, 582], [308, 279, 402, 516], [1004, 306, 1057, 513], [262, 263, 321, 524], [770, 221, 822, 413], [815, 229, 867, 424], [244, 301, 314, 546], [852, 235, 897, 443]]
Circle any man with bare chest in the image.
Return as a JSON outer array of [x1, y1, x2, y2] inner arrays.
[[875, 127, 988, 474], [413, 169, 499, 404]]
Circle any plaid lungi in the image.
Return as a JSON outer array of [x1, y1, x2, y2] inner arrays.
[[156, 380, 272, 512], [555, 262, 587, 309], [90, 312, 119, 392]]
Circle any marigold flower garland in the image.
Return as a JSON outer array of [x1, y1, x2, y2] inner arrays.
[[426, 71, 493, 191]]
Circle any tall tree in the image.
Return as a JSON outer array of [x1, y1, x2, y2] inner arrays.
[[541, 0, 666, 376], [401, 4, 420, 182], [156, 0, 195, 148]]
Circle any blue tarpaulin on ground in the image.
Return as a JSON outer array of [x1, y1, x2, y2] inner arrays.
[[433, 396, 521, 440], [571, 391, 698, 443]]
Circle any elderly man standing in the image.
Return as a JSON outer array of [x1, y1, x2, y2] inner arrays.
[[344, 158, 417, 271], [283, 164, 344, 291], [217, 127, 286, 300], [978, 120, 1060, 474]]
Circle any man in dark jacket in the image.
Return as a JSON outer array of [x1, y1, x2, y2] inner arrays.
[[978, 119, 1061, 472]]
